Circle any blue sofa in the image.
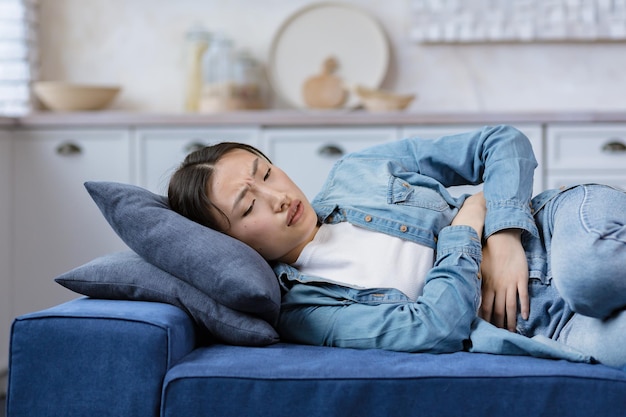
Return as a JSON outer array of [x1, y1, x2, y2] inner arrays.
[[7, 297, 626, 417]]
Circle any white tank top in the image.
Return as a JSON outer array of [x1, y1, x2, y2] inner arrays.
[[293, 222, 434, 301]]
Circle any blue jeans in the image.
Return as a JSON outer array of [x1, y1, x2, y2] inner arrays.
[[539, 185, 626, 367]]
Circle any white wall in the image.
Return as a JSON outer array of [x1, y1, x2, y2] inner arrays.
[[38, 0, 626, 113]]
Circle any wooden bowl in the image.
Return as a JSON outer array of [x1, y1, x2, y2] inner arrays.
[[33, 82, 121, 111], [355, 85, 415, 112]]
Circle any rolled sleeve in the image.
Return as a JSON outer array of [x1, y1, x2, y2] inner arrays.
[[435, 225, 483, 262], [484, 199, 539, 238]]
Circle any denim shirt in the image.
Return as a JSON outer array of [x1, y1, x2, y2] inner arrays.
[[273, 125, 592, 363]]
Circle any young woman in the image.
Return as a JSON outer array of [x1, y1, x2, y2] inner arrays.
[[168, 125, 626, 368]]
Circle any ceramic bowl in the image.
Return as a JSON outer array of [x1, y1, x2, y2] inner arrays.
[[355, 85, 415, 112], [33, 82, 121, 111]]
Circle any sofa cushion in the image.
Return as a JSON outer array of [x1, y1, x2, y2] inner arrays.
[[162, 344, 626, 417], [55, 251, 279, 345], [84, 181, 280, 323]]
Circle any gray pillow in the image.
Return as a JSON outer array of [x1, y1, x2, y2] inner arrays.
[[84, 181, 280, 324], [55, 251, 279, 346]]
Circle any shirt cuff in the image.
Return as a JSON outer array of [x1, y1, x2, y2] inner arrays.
[[484, 200, 538, 239], [436, 225, 483, 263]]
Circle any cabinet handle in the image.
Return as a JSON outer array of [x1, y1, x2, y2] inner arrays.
[[318, 144, 345, 158], [601, 140, 626, 153], [184, 141, 206, 154], [56, 142, 82, 156]]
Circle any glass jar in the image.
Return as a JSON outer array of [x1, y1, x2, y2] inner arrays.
[[183, 23, 211, 112], [232, 49, 267, 110], [200, 36, 267, 112], [199, 33, 236, 112]]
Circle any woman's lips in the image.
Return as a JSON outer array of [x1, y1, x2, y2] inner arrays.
[[287, 200, 303, 226]]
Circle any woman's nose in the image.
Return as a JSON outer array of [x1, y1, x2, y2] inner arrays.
[[257, 184, 288, 211]]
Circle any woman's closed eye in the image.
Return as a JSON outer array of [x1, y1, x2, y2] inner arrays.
[[243, 200, 255, 217], [264, 167, 271, 181]]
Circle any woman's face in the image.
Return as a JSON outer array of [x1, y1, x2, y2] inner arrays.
[[209, 149, 319, 263]]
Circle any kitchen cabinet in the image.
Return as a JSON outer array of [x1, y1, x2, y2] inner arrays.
[[0, 128, 12, 372], [134, 127, 259, 194], [401, 124, 545, 197], [262, 127, 399, 200], [546, 124, 626, 190], [11, 129, 131, 317]]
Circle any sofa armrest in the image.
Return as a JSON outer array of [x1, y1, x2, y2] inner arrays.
[[7, 298, 196, 417]]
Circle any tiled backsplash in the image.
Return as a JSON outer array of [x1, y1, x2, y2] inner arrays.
[[411, 0, 626, 43]]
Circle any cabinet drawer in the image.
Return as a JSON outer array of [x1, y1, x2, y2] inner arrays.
[[547, 124, 626, 171], [13, 127, 129, 155], [135, 128, 259, 194], [12, 129, 131, 185]]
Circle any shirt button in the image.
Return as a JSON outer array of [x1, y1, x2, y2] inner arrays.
[[400, 225, 408, 232], [364, 215, 372, 222], [402, 183, 410, 188]]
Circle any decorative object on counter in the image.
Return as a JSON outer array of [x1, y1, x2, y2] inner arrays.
[[183, 23, 211, 112], [33, 82, 121, 111], [355, 85, 415, 112], [199, 34, 267, 112], [301, 56, 348, 109], [0, 0, 39, 116], [268, 2, 389, 110]]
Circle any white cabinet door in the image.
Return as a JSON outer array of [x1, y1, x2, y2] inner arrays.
[[12, 129, 131, 316], [400, 124, 545, 196], [263, 127, 399, 200], [0, 129, 12, 372], [135, 128, 259, 195]]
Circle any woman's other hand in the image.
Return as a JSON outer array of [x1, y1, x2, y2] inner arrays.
[[479, 229, 529, 332]]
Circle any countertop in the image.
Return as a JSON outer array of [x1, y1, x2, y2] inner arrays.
[[6, 110, 626, 128], [0, 116, 16, 127]]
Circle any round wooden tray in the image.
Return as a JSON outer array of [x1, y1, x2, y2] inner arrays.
[[268, 2, 390, 110]]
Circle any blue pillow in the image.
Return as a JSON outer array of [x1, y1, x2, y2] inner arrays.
[[84, 181, 280, 324], [55, 251, 279, 346]]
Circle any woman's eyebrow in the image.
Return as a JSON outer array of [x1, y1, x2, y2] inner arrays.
[[232, 157, 259, 212]]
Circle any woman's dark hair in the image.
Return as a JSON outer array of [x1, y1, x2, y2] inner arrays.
[[168, 142, 271, 231]]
